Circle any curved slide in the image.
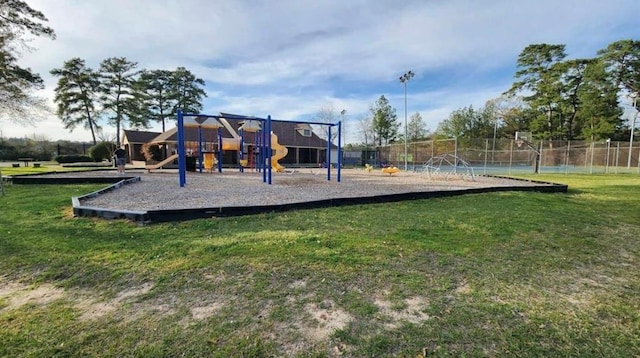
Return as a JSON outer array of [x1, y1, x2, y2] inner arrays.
[[270, 132, 288, 172], [145, 154, 178, 171]]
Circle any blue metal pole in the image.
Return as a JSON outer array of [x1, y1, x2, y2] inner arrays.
[[239, 129, 244, 173], [327, 126, 331, 181], [217, 131, 223, 173], [262, 125, 267, 183], [198, 125, 203, 173], [337, 122, 342, 182], [267, 115, 272, 185], [256, 129, 261, 173], [177, 110, 186, 187]]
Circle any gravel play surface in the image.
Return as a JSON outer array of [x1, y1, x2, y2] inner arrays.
[[72, 168, 547, 212]]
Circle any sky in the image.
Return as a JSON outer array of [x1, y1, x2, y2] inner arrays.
[[2, 0, 639, 143]]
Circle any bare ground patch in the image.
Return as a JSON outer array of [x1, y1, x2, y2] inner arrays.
[[0, 279, 65, 310], [374, 295, 430, 329], [0, 277, 158, 322], [303, 301, 353, 342], [74, 282, 154, 321]]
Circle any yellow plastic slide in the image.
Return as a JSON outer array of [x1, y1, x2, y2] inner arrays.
[[145, 154, 179, 171], [203, 152, 217, 172], [270, 132, 288, 172]]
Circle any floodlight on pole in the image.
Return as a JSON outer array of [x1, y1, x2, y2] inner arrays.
[[399, 70, 414, 171], [628, 92, 638, 169]]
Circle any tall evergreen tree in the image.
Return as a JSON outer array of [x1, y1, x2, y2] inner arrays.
[[0, 0, 55, 123], [171, 67, 206, 116], [50, 58, 101, 145], [554, 58, 592, 140], [134, 69, 176, 132], [99, 57, 143, 146], [597, 39, 640, 94], [504, 44, 567, 139], [575, 60, 623, 141], [371, 95, 398, 145]]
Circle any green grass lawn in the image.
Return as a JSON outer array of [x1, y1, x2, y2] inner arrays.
[[1, 174, 639, 357]]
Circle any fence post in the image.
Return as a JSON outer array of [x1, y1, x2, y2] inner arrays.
[[589, 142, 594, 174], [615, 142, 620, 174], [565, 140, 570, 175], [483, 139, 488, 175], [509, 140, 513, 176], [454, 137, 458, 174]]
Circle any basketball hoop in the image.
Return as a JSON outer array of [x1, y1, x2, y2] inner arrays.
[[515, 131, 531, 149]]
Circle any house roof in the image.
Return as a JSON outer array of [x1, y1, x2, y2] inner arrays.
[[123, 130, 161, 144]]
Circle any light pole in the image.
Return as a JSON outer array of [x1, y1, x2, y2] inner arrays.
[[628, 92, 638, 169], [399, 70, 414, 170]]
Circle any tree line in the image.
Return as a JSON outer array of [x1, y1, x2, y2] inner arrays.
[[317, 95, 430, 148], [51, 59, 207, 146], [438, 40, 640, 142]]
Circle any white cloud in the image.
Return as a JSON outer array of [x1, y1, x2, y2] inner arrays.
[[4, 0, 639, 142]]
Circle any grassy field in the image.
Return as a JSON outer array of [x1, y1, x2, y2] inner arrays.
[[0, 173, 639, 357]]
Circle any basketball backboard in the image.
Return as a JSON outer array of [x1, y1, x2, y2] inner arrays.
[[515, 131, 532, 141]]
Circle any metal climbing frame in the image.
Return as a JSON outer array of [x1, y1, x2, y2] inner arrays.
[[421, 153, 476, 181]]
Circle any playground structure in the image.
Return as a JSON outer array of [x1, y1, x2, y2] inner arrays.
[[143, 114, 289, 174], [176, 111, 343, 187], [421, 154, 476, 181]]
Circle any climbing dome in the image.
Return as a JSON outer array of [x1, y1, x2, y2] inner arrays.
[[421, 154, 476, 181]]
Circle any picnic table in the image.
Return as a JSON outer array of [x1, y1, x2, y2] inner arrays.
[[18, 157, 34, 167]]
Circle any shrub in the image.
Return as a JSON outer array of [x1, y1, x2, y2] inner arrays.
[[141, 143, 163, 161], [54, 154, 94, 164], [89, 141, 116, 162]]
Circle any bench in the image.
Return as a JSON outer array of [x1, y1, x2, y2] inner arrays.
[[33, 163, 41, 168], [12, 163, 20, 168]]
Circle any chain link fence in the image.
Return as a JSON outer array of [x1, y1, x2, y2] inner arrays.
[[369, 138, 640, 175]]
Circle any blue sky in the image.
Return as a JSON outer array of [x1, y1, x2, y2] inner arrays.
[[3, 0, 639, 143]]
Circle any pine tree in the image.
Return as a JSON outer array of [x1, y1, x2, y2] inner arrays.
[[0, 0, 55, 122], [371, 95, 398, 145], [98, 57, 143, 146], [50, 58, 101, 145], [171, 67, 206, 115], [133, 69, 176, 132]]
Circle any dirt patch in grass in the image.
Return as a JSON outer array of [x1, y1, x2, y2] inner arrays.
[[0, 280, 65, 310], [303, 301, 353, 342], [0, 277, 157, 322], [191, 301, 225, 320], [374, 295, 430, 328], [75, 282, 154, 321]]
